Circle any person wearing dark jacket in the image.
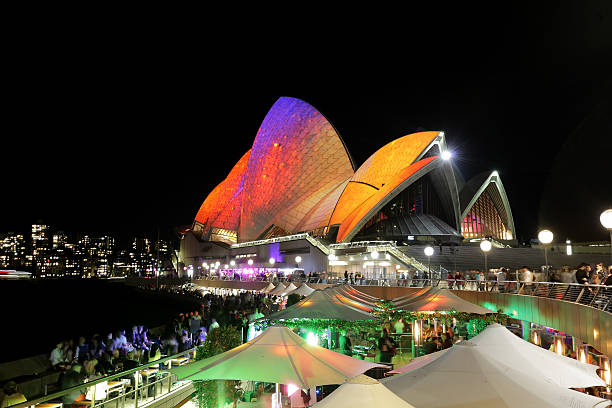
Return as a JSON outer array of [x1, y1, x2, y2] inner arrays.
[[575, 263, 589, 285]]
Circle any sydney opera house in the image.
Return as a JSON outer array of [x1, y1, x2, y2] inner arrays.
[[179, 97, 516, 277]]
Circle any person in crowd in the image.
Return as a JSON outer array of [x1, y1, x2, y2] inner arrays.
[[603, 267, 612, 286], [147, 343, 162, 362], [209, 318, 220, 333], [519, 266, 534, 293], [76, 337, 89, 363], [89, 334, 105, 359], [50, 341, 65, 369], [179, 330, 192, 351], [349, 272, 355, 285], [393, 318, 405, 334], [441, 333, 453, 349], [190, 312, 201, 339], [454, 271, 463, 290], [575, 263, 590, 285], [60, 364, 86, 408], [595, 263, 606, 281], [344, 270, 349, 283], [472, 270, 480, 290], [63, 339, 78, 364], [130, 326, 141, 348], [496, 268, 507, 292], [0, 381, 27, 408], [377, 328, 397, 363], [96, 352, 114, 374], [423, 337, 441, 354], [338, 330, 353, 356], [110, 349, 124, 372], [446, 272, 454, 288]]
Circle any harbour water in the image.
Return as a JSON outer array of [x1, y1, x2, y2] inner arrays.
[[0, 279, 200, 363]]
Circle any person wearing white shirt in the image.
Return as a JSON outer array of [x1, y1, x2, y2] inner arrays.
[[50, 342, 65, 368]]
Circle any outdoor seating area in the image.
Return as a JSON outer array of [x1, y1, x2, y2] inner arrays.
[[7, 283, 612, 407]]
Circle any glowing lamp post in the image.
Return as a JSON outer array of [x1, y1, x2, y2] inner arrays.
[[480, 239, 492, 275], [538, 229, 554, 279], [424, 246, 434, 284], [601, 209, 612, 264]]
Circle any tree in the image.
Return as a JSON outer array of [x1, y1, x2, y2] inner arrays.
[[193, 325, 242, 408]]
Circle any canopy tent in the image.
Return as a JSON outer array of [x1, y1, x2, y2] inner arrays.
[[287, 283, 315, 297], [392, 287, 434, 306], [171, 326, 384, 389], [382, 341, 610, 408], [324, 285, 381, 310], [323, 288, 377, 313], [313, 375, 416, 408], [468, 323, 606, 388], [393, 288, 492, 314], [263, 290, 376, 321], [260, 282, 276, 293], [389, 349, 446, 374], [280, 282, 298, 296], [341, 285, 381, 302], [268, 283, 288, 296]]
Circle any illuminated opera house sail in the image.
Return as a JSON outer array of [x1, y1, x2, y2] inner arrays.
[[191, 97, 516, 246]]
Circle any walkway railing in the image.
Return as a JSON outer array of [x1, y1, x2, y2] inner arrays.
[[192, 276, 612, 313], [230, 233, 331, 255], [13, 348, 197, 408]]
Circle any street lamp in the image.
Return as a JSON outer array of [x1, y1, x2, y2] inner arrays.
[[295, 256, 302, 268], [424, 246, 434, 283], [269, 257, 276, 266], [480, 239, 492, 275], [601, 209, 612, 264], [538, 229, 554, 278], [247, 259, 253, 266]]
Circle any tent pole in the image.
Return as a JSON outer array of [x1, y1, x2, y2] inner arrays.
[[275, 383, 280, 408]]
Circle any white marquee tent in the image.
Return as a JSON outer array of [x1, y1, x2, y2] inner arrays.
[[382, 341, 610, 408], [313, 375, 416, 408]]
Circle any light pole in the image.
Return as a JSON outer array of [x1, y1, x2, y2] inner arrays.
[[480, 239, 492, 276], [601, 209, 612, 264], [424, 246, 434, 284], [538, 229, 554, 279]]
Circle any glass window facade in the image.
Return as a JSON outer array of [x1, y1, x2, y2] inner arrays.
[[461, 190, 513, 240]]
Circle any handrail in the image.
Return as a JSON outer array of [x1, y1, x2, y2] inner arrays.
[[230, 233, 331, 255], [12, 347, 197, 408]]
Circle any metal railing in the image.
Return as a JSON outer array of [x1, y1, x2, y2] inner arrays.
[[13, 348, 198, 408], [192, 276, 612, 313], [230, 233, 331, 255]]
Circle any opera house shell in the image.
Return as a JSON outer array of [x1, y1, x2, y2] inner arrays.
[[191, 97, 516, 247]]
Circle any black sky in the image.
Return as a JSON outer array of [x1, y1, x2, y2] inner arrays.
[[2, 3, 611, 244]]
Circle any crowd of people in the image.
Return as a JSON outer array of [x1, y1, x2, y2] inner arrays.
[[436, 261, 612, 291]]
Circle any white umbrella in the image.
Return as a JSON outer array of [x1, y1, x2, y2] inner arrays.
[[280, 282, 298, 296], [313, 375, 416, 408], [287, 283, 315, 297], [469, 323, 605, 388], [171, 326, 384, 388], [382, 341, 610, 408]]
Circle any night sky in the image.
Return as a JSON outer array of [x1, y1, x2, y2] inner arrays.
[[2, 3, 611, 245]]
